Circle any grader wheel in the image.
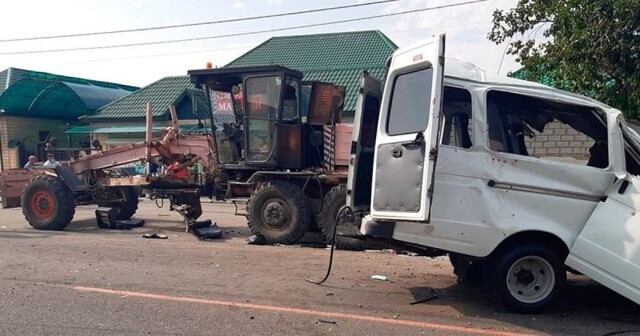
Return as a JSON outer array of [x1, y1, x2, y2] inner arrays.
[[246, 180, 311, 245], [21, 175, 76, 231]]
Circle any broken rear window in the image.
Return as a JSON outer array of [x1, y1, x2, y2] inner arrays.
[[486, 91, 610, 169]]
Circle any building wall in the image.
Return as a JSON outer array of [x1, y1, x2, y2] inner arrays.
[[524, 121, 593, 160], [0, 116, 73, 170]]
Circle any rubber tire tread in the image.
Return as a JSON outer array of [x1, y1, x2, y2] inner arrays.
[[21, 175, 76, 231], [489, 244, 566, 314], [97, 187, 139, 220], [246, 180, 311, 245], [318, 184, 366, 251], [115, 187, 139, 220]]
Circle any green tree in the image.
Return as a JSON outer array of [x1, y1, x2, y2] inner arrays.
[[488, 0, 640, 119]]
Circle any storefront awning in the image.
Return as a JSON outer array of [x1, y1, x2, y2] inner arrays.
[[0, 78, 134, 120], [65, 126, 165, 134]]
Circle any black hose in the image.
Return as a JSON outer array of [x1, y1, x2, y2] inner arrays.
[[305, 205, 351, 285]]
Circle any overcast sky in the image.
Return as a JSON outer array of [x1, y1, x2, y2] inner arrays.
[[0, 0, 520, 88]]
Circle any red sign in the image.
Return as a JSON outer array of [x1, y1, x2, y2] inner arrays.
[[214, 91, 233, 114]]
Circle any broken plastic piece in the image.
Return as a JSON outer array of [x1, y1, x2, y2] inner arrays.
[[247, 234, 267, 245], [142, 232, 168, 239]]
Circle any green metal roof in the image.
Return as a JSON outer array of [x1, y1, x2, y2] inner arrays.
[[82, 76, 211, 122], [225, 30, 397, 114], [0, 67, 138, 95], [0, 78, 137, 120]]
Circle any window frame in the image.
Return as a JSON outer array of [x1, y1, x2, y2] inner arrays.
[[439, 85, 474, 150]]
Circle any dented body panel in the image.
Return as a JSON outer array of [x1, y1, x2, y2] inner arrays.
[[352, 35, 640, 307]]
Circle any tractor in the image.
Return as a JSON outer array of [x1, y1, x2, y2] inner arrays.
[[3, 104, 216, 231]]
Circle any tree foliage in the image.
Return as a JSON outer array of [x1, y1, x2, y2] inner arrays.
[[488, 0, 640, 119]]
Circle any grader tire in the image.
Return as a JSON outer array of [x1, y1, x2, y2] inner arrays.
[[246, 180, 311, 245], [21, 175, 76, 231], [98, 187, 139, 220], [115, 187, 139, 220], [318, 184, 366, 251]]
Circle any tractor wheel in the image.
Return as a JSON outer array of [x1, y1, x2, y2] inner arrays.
[[21, 175, 76, 230], [318, 184, 366, 251], [98, 187, 139, 220], [246, 180, 311, 245], [489, 244, 566, 313]]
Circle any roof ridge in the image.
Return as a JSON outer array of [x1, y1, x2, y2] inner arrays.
[[373, 30, 398, 50], [304, 65, 389, 72], [270, 29, 382, 40], [224, 38, 272, 67]]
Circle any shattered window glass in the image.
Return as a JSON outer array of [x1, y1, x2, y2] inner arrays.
[[486, 91, 609, 169]]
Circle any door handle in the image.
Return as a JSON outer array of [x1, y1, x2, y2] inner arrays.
[[391, 147, 402, 158], [402, 131, 424, 149], [618, 180, 630, 194]]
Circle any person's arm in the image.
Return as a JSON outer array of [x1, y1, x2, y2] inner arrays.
[[175, 156, 201, 170], [165, 156, 201, 175]]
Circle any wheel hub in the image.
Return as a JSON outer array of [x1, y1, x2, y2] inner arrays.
[[31, 191, 55, 219], [263, 201, 289, 229], [507, 256, 555, 304], [515, 268, 535, 285]]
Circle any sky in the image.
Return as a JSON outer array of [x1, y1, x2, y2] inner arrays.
[[0, 0, 520, 88]]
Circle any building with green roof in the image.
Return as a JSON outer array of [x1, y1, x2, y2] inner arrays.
[[0, 68, 138, 170], [72, 76, 211, 150], [72, 30, 397, 151], [226, 30, 397, 118]]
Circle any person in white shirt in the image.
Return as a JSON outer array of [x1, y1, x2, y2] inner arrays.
[[23, 155, 38, 169], [43, 153, 61, 168]]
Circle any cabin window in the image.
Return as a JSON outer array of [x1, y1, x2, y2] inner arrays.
[[486, 90, 610, 169], [386, 68, 433, 136], [441, 87, 472, 148]]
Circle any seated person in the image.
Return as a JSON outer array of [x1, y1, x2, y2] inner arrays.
[[24, 155, 38, 169], [43, 153, 61, 168]]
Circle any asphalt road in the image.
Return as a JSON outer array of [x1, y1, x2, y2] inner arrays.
[[1, 199, 640, 336]]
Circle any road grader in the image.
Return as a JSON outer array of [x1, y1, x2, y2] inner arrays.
[[0, 65, 366, 248]]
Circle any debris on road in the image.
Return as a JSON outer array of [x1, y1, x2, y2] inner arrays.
[[142, 232, 168, 239], [410, 293, 438, 305], [247, 234, 266, 245], [371, 275, 387, 281], [317, 319, 337, 325], [189, 219, 222, 240]]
